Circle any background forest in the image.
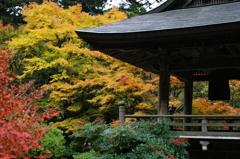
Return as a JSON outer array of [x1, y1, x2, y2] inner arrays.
[[1, 0, 240, 158]]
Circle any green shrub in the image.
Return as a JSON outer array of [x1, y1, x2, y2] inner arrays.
[[28, 125, 67, 158], [73, 151, 99, 159], [71, 119, 189, 159], [40, 125, 66, 158]]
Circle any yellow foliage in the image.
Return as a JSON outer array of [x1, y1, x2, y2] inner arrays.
[[6, 0, 158, 133], [50, 82, 77, 102], [54, 117, 86, 133], [67, 103, 82, 112], [169, 100, 182, 108], [9, 0, 127, 55], [99, 94, 116, 105], [20, 57, 48, 78], [135, 102, 155, 110], [96, 7, 128, 25], [126, 111, 149, 122]]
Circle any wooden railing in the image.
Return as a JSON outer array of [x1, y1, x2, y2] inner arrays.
[[118, 102, 240, 139], [123, 115, 240, 139]]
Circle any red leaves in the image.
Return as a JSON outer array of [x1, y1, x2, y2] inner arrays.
[[170, 137, 188, 146], [166, 155, 175, 159], [0, 49, 59, 158], [118, 76, 129, 82]]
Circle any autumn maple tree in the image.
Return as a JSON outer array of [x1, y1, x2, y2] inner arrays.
[[7, 1, 162, 133], [0, 48, 59, 158]]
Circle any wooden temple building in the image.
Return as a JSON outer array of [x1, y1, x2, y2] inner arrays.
[[76, 0, 240, 158]]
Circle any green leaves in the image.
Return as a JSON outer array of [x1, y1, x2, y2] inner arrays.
[[71, 120, 189, 159], [40, 125, 66, 158]]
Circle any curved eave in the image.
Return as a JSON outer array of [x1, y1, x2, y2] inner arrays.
[[76, 2, 240, 49], [76, 22, 240, 49]]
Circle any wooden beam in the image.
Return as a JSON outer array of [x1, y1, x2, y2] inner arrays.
[[124, 115, 240, 118], [225, 44, 240, 58], [171, 71, 192, 81], [170, 59, 240, 71], [177, 131, 240, 138], [158, 69, 170, 115], [192, 69, 240, 81]]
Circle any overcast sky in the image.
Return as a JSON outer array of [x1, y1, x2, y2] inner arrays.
[[105, 0, 167, 11]]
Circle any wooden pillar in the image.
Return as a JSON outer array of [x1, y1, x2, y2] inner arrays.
[[118, 101, 126, 124], [184, 80, 193, 115], [184, 80, 193, 131], [158, 70, 170, 115]]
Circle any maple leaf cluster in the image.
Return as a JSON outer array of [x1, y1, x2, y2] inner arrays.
[[0, 48, 59, 158], [170, 137, 189, 146], [193, 98, 240, 115]]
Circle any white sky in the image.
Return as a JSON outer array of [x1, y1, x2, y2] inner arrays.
[[105, 0, 167, 11]]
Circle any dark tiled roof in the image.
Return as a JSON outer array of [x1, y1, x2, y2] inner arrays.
[[76, 2, 240, 35], [75, 1, 240, 78]]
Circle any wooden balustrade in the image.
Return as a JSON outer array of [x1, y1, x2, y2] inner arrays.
[[123, 115, 240, 139]]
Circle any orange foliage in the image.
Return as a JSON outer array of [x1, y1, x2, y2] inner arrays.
[[0, 20, 16, 45], [229, 80, 240, 107], [0, 20, 14, 32], [111, 120, 121, 127], [193, 98, 240, 115]]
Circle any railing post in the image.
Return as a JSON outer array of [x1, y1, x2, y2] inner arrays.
[[118, 101, 126, 125], [229, 119, 233, 132], [202, 117, 207, 132]]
